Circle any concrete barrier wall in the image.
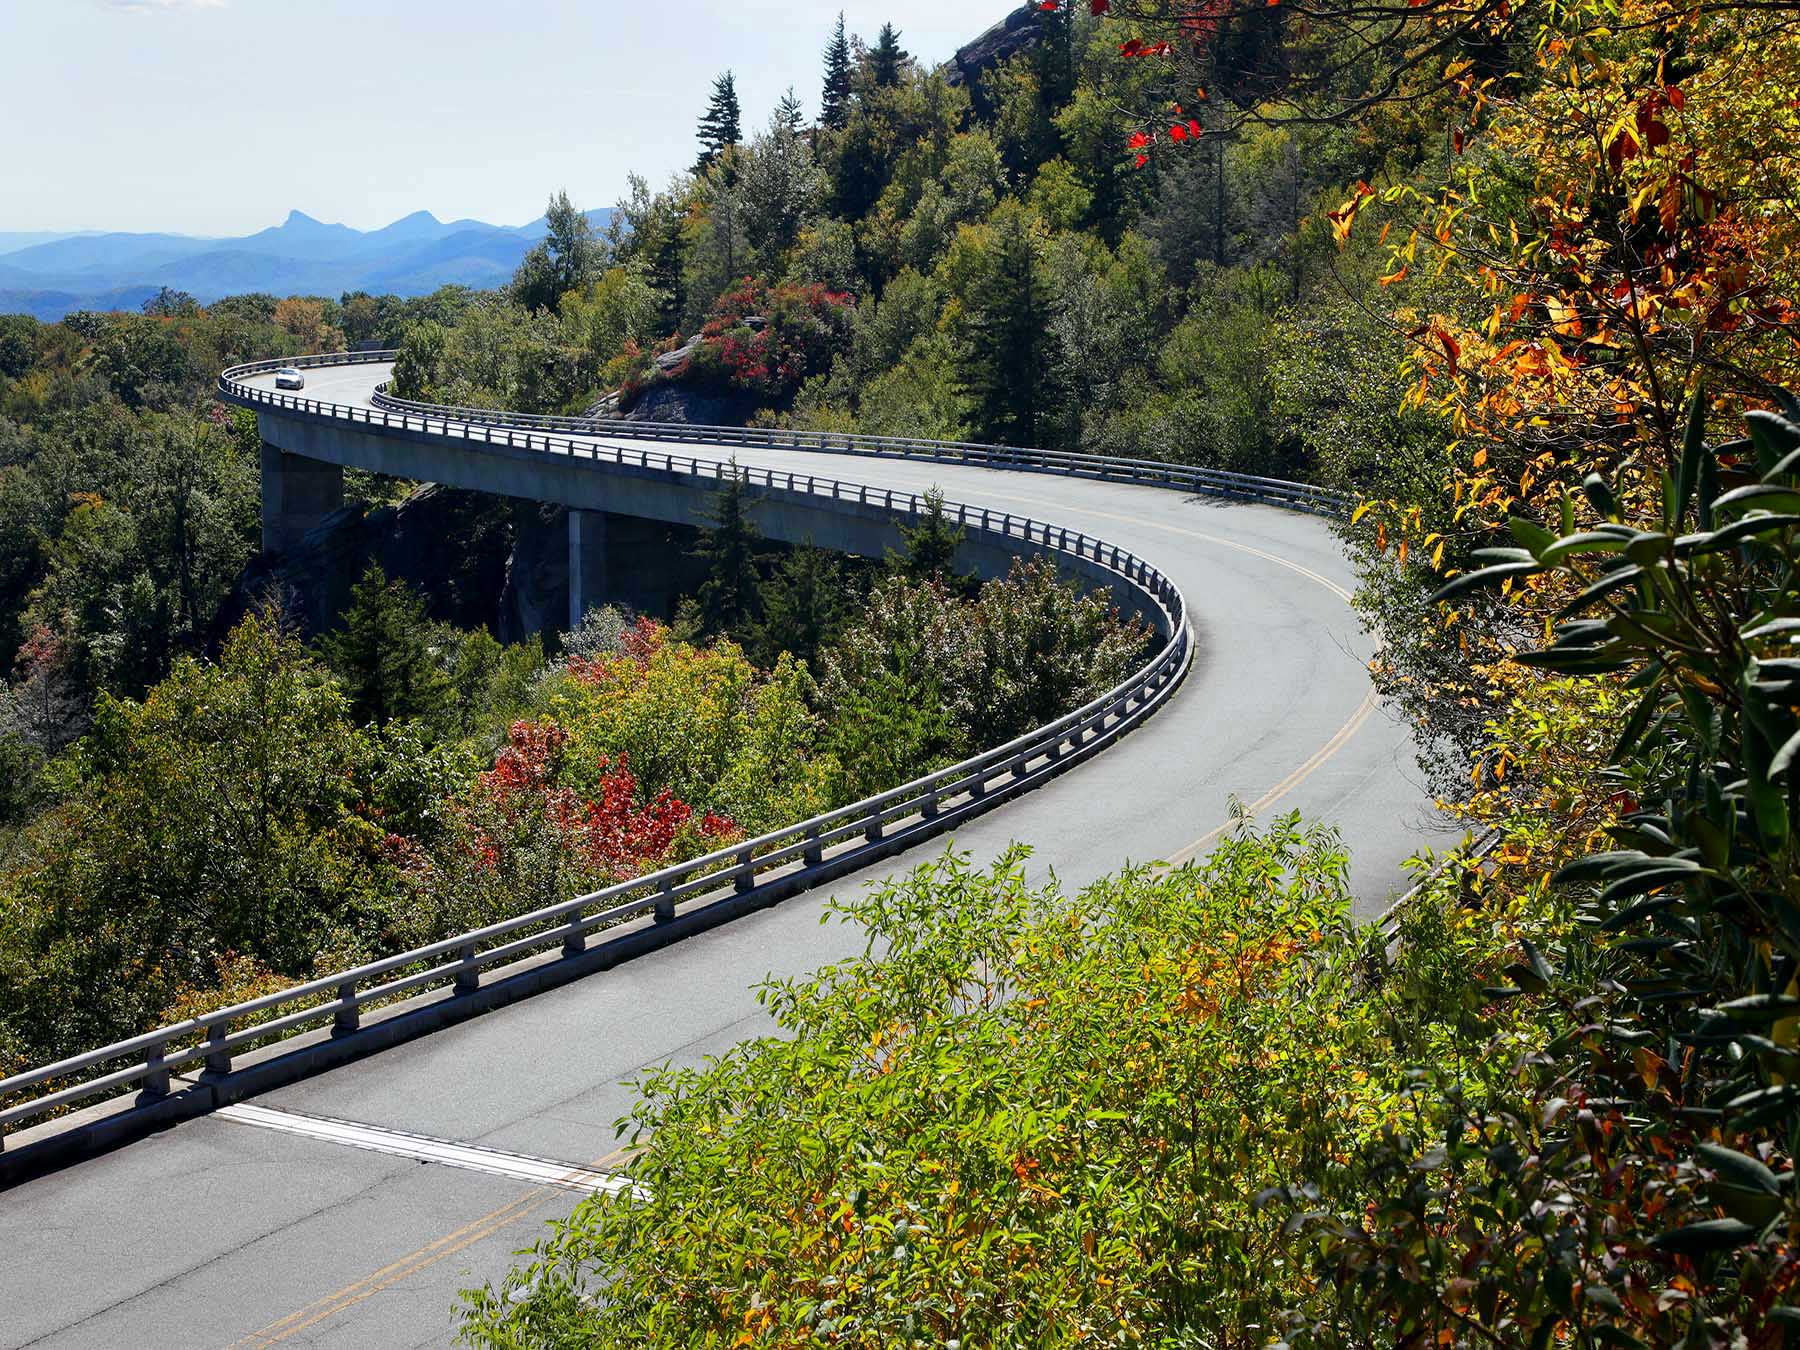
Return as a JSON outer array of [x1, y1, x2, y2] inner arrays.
[[257, 410, 1160, 630]]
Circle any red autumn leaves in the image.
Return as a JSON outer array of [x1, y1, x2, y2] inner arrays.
[[462, 624, 739, 883], [467, 720, 733, 881], [1607, 86, 1683, 172]]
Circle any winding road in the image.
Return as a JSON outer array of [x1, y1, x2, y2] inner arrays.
[[0, 360, 1446, 1348]]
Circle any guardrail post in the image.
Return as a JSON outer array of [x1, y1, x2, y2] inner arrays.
[[922, 788, 940, 820], [140, 1041, 171, 1101], [803, 826, 823, 868], [865, 810, 884, 843], [655, 877, 675, 923], [1011, 751, 1030, 779], [563, 906, 587, 956], [203, 1022, 231, 1077], [333, 982, 359, 1037], [735, 847, 756, 894], [454, 944, 479, 995]]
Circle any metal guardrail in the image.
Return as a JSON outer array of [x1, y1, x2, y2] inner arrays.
[[0, 352, 1200, 1150], [364, 375, 1351, 518]]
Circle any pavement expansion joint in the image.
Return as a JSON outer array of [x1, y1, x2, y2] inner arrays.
[[215, 1102, 641, 1197]]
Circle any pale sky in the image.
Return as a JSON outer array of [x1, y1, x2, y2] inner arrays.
[[0, 0, 1009, 236]]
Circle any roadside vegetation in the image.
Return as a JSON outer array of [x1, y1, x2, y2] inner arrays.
[[4, 0, 1798, 1337], [456, 0, 1800, 1345], [0, 483, 1147, 1076]]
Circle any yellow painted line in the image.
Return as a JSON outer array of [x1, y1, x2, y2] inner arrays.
[[961, 485, 1369, 861], [225, 1191, 549, 1348], [225, 1143, 633, 1348], [1164, 689, 1380, 867]]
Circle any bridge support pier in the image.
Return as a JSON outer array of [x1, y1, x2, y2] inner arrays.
[[260, 444, 343, 555], [569, 508, 608, 630]]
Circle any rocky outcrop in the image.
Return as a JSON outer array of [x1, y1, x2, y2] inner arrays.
[[943, 5, 1045, 94], [622, 380, 759, 428], [652, 333, 704, 374]]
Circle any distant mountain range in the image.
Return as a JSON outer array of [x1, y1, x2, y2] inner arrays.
[[0, 208, 614, 322]]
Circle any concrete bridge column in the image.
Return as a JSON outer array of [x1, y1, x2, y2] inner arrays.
[[260, 443, 343, 555], [569, 508, 608, 629]]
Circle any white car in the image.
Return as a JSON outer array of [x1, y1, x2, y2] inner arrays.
[[274, 367, 306, 391]]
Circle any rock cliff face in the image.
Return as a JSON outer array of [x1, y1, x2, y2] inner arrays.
[[623, 381, 760, 427], [942, 5, 1045, 99]]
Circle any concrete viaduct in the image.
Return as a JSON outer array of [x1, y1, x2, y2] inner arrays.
[[0, 353, 1446, 1349]]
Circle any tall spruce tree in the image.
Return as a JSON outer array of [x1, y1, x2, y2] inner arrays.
[[691, 463, 765, 639], [958, 208, 1055, 448], [695, 72, 743, 176], [755, 545, 847, 666], [320, 564, 452, 728], [773, 87, 807, 137], [869, 23, 906, 89], [820, 13, 853, 129], [1033, 0, 1077, 109]]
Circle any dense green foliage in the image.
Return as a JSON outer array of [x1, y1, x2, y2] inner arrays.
[[451, 0, 1800, 1343], [0, 522, 1149, 1079], [0, 287, 490, 827], [383, 4, 1446, 499], [456, 817, 1494, 1346]]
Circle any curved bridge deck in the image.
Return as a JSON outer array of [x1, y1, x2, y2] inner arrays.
[[0, 360, 1445, 1349]]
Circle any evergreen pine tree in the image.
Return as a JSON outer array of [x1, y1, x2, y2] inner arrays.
[[773, 87, 806, 138], [820, 13, 853, 129], [891, 489, 972, 590], [756, 544, 847, 666], [958, 210, 1056, 447], [869, 23, 906, 90], [691, 464, 765, 639], [320, 564, 453, 728], [695, 71, 743, 176], [1033, 0, 1077, 109]]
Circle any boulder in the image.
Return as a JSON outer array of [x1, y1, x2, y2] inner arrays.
[[623, 380, 758, 428], [943, 5, 1045, 94]]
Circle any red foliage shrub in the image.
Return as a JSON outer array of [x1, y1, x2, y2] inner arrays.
[[690, 279, 854, 404], [466, 720, 733, 882]]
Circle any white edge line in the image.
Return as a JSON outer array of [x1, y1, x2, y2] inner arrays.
[[216, 1103, 645, 1199]]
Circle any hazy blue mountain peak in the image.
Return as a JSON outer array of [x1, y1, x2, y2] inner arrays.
[[0, 205, 615, 320]]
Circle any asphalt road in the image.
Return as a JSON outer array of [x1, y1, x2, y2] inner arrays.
[[0, 363, 1449, 1349]]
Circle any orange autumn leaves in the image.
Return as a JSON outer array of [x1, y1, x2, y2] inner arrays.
[[1345, 0, 1800, 598]]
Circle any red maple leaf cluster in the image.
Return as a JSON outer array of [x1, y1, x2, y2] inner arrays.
[[469, 720, 735, 881], [696, 279, 855, 401]]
